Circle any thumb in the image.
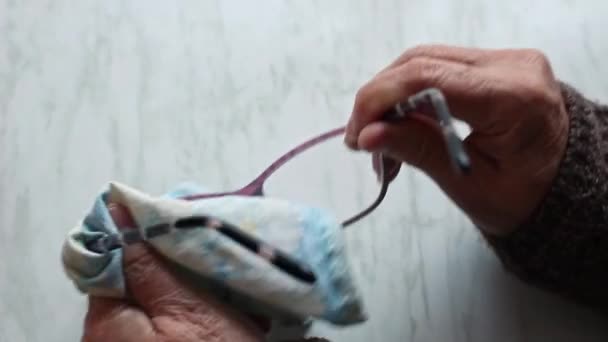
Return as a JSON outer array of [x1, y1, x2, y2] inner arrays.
[[107, 203, 225, 315], [358, 114, 456, 180], [107, 202, 267, 336], [107, 202, 182, 315]]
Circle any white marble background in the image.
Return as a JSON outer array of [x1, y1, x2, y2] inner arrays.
[[2, 1, 608, 341]]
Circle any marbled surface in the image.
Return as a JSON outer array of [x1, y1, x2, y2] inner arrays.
[[2, 1, 608, 341]]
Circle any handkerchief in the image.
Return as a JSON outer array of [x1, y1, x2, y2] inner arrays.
[[62, 181, 366, 326]]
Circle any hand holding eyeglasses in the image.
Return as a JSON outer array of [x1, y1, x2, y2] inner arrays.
[[346, 45, 569, 236]]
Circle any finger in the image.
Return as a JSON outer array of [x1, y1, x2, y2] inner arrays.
[[107, 203, 198, 314], [358, 115, 456, 178], [384, 44, 491, 71], [107, 203, 174, 310], [346, 57, 500, 149]]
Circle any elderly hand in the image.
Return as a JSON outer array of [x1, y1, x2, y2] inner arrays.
[[82, 203, 266, 342], [345, 45, 569, 235]]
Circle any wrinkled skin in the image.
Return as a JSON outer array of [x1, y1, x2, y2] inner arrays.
[[346, 45, 569, 236]]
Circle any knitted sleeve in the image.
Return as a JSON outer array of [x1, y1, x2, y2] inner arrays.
[[484, 81, 608, 310]]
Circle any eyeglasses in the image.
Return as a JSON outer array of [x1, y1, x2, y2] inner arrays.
[[183, 88, 469, 224], [89, 88, 470, 284]]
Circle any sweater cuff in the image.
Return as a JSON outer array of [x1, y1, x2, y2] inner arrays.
[[484, 81, 608, 308]]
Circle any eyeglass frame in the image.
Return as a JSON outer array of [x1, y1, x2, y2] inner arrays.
[[88, 88, 470, 284]]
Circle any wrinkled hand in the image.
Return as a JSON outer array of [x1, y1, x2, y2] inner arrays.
[[346, 45, 569, 235], [83, 203, 266, 342]]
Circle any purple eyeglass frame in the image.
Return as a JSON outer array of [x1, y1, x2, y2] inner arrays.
[[181, 88, 470, 228], [182, 126, 399, 227]]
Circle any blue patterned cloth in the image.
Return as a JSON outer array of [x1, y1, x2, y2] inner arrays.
[[61, 182, 367, 325]]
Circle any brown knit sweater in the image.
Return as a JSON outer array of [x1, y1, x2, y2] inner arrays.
[[299, 82, 608, 341], [485, 81, 608, 311]]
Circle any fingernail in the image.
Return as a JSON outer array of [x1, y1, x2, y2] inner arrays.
[[344, 118, 358, 148], [344, 125, 360, 149], [107, 203, 135, 230], [107, 203, 120, 220], [344, 135, 359, 150]]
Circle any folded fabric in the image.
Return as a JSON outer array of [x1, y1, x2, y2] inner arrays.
[[62, 181, 366, 326]]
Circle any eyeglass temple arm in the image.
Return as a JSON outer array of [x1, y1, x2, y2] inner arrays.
[[341, 160, 392, 227], [183, 127, 346, 201], [184, 88, 468, 227]]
